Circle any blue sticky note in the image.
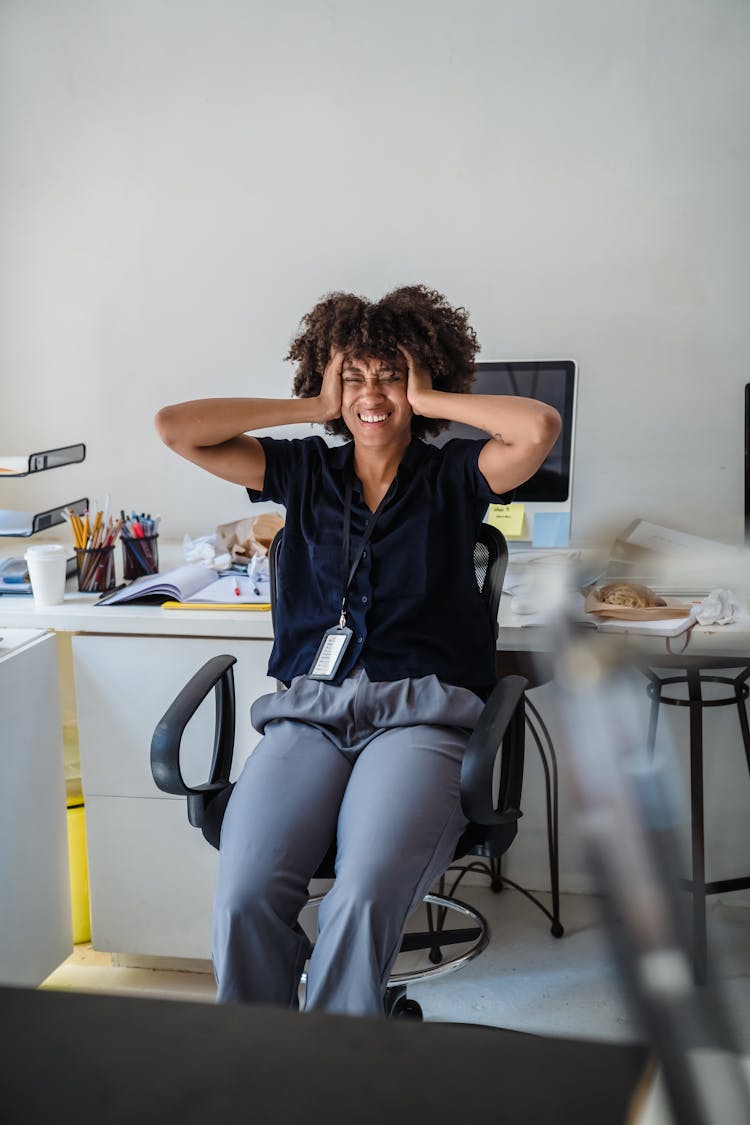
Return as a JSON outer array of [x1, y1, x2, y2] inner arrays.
[[532, 512, 570, 548]]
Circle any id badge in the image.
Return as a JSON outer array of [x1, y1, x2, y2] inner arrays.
[[308, 626, 353, 681]]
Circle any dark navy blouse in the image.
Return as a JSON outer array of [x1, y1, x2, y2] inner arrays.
[[248, 435, 510, 698]]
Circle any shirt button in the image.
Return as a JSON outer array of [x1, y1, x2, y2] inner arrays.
[[362, 551, 367, 559], [357, 636, 363, 644], [362, 595, 368, 604]]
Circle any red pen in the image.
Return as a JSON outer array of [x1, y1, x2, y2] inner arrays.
[[233, 577, 241, 597]]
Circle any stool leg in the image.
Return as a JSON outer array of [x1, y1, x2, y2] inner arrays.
[[646, 691, 660, 755], [734, 670, 750, 780], [525, 701, 563, 938], [641, 668, 663, 757], [687, 668, 708, 985]]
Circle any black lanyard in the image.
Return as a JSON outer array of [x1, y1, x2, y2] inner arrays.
[[338, 478, 393, 627]]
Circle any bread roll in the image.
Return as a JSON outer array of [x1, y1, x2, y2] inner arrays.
[[596, 583, 666, 609]]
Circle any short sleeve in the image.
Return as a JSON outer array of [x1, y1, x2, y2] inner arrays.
[[245, 436, 296, 505], [441, 438, 516, 506]]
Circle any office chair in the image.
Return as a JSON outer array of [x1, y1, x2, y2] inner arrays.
[[151, 523, 527, 1018]]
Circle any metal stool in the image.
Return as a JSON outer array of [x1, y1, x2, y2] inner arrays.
[[642, 654, 750, 984]]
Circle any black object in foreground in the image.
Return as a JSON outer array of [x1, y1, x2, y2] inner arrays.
[[0, 986, 648, 1125]]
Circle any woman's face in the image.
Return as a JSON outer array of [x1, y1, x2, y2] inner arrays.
[[340, 353, 412, 450]]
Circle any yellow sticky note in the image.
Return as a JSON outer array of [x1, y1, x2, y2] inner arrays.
[[485, 502, 528, 540]]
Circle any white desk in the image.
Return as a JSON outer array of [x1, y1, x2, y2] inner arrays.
[[2, 546, 749, 961]]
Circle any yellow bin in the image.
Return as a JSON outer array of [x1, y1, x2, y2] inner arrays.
[[66, 795, 91, 944]]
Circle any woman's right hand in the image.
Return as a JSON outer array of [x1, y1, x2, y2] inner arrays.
[[318, 349, 344, 422]]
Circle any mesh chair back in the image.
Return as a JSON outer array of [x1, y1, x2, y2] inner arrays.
[[473, 524, 508, 643]]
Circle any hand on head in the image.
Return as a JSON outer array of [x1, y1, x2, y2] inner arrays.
[[397, 345, 433, 415], [319, 348, 344, 422]]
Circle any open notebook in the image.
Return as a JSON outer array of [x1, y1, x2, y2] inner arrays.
[[95, 564, 270, 609]]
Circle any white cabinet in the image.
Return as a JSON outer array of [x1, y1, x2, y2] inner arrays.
[[73, 633, 274, 958], [0, 629, 72, 984]]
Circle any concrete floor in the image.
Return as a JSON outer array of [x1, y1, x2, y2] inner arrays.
[[41, 884, 750, 1050]]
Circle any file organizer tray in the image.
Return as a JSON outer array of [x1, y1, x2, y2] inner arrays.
[[0, 444, 86, 477], [0, 498, 89, 537]]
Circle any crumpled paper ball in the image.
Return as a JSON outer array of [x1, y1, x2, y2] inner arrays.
[[694, 588, 739, 626], [182, 534, 231, 570], [183, 533, 216, 564]]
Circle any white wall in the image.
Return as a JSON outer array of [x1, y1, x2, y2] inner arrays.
[[1, 0, 749, 544]]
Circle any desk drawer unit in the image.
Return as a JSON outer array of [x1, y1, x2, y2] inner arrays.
[[73, 634, 274, 958]]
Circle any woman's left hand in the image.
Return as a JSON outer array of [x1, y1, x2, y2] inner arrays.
[[398, 345, 433, 415]]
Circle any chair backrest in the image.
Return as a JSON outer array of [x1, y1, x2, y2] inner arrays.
[[472, 523, 508, 645]]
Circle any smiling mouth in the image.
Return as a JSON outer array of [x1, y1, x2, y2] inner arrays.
[[357, 412, 391, 424]]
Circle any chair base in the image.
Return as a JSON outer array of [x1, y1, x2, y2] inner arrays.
[[443, 859, 565, 939], [384, 986, 423, 1019], [298, 892, 490, 1016]]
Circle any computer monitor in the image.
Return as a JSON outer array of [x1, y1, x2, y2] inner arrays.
[[430, 359, 578, 542]]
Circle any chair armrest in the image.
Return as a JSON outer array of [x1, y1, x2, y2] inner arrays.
[[460, 675, 528, 825], [150, 654, 237, 799]]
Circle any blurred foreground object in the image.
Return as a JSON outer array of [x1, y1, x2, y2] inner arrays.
[[693, 589, 739, 626], [544, 612, 750, 1125], [597, 520, 750, 601]]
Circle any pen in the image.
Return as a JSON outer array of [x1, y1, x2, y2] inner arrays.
[[233, 577, 241, 597]]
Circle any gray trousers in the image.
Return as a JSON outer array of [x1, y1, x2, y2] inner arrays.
[[212, 667, 484, 1017]]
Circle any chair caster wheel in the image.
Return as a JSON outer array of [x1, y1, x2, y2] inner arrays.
[[551, 921, 564, 938], [393, 998, 423, 1020], [428, 948, 443, 964]]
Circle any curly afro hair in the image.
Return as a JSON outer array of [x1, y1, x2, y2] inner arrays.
[[285, 284, 479, 440]]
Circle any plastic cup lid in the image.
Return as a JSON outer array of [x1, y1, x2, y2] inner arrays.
[[24, 543, 67, 559]]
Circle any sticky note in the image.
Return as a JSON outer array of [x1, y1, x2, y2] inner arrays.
[[532, 512, 570, 548], [485, 503, 528, 540]]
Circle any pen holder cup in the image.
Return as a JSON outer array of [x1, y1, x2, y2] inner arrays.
[[122, 534, 159, 580], [75, 546, 116, 594]]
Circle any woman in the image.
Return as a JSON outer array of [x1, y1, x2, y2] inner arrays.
[[155, 284, 560, 1017]]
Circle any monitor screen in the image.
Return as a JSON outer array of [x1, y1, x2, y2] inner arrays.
[[430, 360, 577, 502]]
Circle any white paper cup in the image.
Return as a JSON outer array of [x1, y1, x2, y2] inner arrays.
[[24, 544, 68, 607]]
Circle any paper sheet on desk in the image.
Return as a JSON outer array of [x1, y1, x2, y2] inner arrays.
[[502, 550, 587, 627], [182, 574, 270, 604]]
